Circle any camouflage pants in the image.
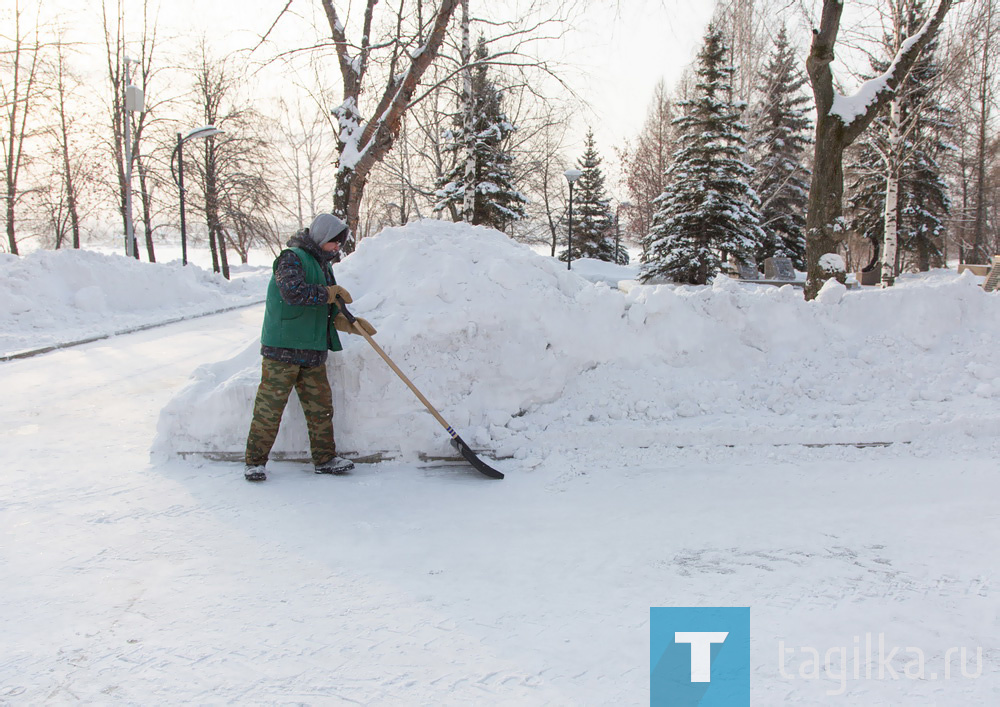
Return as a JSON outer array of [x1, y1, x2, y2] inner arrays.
[[245, 358, 336, 466]]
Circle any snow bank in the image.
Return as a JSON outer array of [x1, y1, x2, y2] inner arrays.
[[537, 270, 1000, 457], [154, 221, 1000, 464], [0, 249, 269, 355], [154, 221, 632, 460], [568, 257, 638, 287]]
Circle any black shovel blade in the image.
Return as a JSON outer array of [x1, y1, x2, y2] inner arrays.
[[450, 435, 505, 479]]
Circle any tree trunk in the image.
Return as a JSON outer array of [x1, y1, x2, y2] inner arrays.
[[881, 99, 902, 287], [332, 165, 367, 243], [916, 237, 930, 272], [4, 52, 19, 256], [460, 0, 475, 223], [6, 195, 17, 256], [880, 168, 900, 286], [542, 177, 558, 257], [137, 155, 156, 262], [958, 151, 970, 264], [204, 135, 229, 278], [3, 5, 42, 257], [55, 50, 82, 250], [67, 169, 81, 250], [804, 0, 847, 299], [804, 112, 848, 298], [216, 226, 231, 279], [226, 228, 249, 264], [972, 29, 991, 263]]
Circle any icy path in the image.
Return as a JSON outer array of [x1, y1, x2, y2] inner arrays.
[[1, 307, 998, 704], [0, 308, 566, 703]]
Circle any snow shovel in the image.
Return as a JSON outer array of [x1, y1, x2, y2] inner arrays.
[[335, 295, 504, 480]]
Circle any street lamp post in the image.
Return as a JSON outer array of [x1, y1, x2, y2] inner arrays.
[[171, 125, 223, 266], [564, 169, 582, 270], [123, 57, 143, 259]]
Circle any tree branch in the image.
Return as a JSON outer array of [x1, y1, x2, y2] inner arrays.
[[320, 0, 360, 97], [355, 0, 459, 177], [842, 0, 954, 144], [806, 0, 843, 118]]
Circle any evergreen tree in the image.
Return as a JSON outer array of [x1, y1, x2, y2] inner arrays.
[[847, 0, 952, 273], [897, 3, 952, 272], [900, 135, 950, 271], [748, 26, 812, 269], [434, 37, 528, 231], [560, 129, 617, 263], [641, 24, 764, 284]]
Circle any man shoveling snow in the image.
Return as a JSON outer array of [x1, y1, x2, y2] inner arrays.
[[244, 214, 376, 482]]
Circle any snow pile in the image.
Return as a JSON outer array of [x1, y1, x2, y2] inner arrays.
[[154, 221, 633, 460], [530, 271, 1000, 457], [154, 220, 1000, 464], [567, 257, 639, 287], [0, 249, 269, 355]]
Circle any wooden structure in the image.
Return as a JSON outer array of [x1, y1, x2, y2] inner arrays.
[[983, 256, 1000, 293]]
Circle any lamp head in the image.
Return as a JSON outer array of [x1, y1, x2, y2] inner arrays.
[[184, 125, 223, 142]]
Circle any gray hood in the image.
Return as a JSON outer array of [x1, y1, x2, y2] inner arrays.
[[308, 213, 349, 247]]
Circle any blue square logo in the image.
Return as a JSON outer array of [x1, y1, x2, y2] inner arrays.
[[650, 607, 750, 706]]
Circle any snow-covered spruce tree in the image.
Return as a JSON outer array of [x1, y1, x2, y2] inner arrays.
[[900, 135, 950, 271], [748, 25, 812, 269], [641, 24, 763, 284], [559, 129, 617, 263], [434, 37, 528, 232], [846, 0, 952, 274]]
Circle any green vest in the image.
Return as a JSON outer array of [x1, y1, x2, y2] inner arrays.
[[260, 247, 343, 352]]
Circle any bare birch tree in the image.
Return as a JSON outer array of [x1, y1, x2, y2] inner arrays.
[[45, 32, 91, 249], [101, 0, 163, 261], [620, 80, 675, 261], [864, 0, 954, 284], [713, 0, 786, 104], [949, 0, 1000, 262], [270, 96, 337, 233], [189, 44, 231, 277], [459, 0, 476, 222], [511, 103, 571, 254], [258, 0, 573, 241], [319, 0, 459, 236], [187, 43, 276, 274], [1, 0, 45, 255]]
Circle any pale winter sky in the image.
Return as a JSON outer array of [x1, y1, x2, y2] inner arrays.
[[552, 1, 719, 172], [158, 0, 715, 144], [37, 0, 737, 192]]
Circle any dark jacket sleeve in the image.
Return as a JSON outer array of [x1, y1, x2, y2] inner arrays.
[[274, 251, 329, 306]]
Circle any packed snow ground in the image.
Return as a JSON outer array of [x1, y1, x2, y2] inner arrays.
[[2, 221, 998, 704]]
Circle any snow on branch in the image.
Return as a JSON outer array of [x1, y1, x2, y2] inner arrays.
[[830, 21, 930, 126], [827, 0, 953, 144]]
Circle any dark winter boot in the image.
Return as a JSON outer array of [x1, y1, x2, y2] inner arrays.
[[314, 456, 354, 475], [244, 464, 267, 482]]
